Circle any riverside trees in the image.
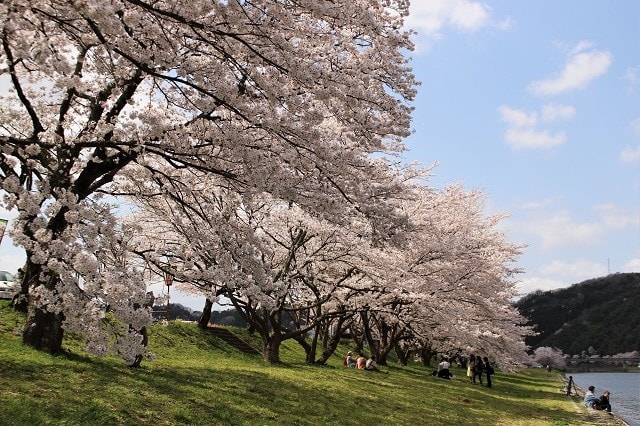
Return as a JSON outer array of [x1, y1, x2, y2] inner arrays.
[[128, 171, 532, 365], [1, 0, 530, 367], [0, 0, 415, 362]]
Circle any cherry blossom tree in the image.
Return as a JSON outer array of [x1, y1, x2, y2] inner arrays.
[[348, 184, 533, 369], [533, 346, 567, 369], [0, 0, 416, 359], [126, 172, 405, 363]]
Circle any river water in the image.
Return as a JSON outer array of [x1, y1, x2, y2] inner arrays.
[[569, 372, 640, 426]]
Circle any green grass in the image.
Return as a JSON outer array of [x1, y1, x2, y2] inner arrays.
[[0, 301, 595, 425]]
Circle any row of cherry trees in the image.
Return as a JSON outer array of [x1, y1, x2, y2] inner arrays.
[[1, 0, 530, 367], [128, 174, 531, 368]]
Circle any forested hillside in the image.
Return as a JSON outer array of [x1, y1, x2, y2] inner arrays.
[[516, 273, 640, 356]]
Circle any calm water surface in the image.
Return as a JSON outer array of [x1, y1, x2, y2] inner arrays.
[[569, 372, 640, 426]]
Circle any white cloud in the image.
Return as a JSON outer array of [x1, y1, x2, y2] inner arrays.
[[450, 1, 491, 31], [516, 210, 602, 249], [623, 257, 640, 272], [504, 128, 566, 149], [496, 17, 515, 31], [407, 0, 491, 39], [519, 197, 559, 210], [498, 104, 574, 149], [498, 106, 537, 128], [516, 277, 568, 295], [566, 40, 595, 56], [622, 66, 639, 93], [538, 259, 607, 278], [541, 104, 576, 122], [619, 145, 640, 163], [593, 204, 640, 229], [528, 43, 612, 96], [630, 117, 640, 136]]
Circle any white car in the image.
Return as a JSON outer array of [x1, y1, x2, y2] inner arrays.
[[0, 270, 16, 300]]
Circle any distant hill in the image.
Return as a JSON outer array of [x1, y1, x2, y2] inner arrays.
[[152, 303, 202, 322], [515, 273, 640, 356]]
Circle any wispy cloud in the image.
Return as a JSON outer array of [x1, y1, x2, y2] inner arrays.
[[618, 117, 640, 163], [593, 204, 640, 229], [503, 128, 566, 149], [620, 145, 640, 163], [516, 258, 607, 295], [407, 1, 491, 36], [498, 104, 574, 149], [538, 259, 607, 278], [515, 276, 568, 295], [514, 210, 602, 249], [496, 17, 515, 31], [519, 197, 560, 210], [622, 66, 639, 93], [528, 41, 612, 96], [631, 117, 640, 136], [623, 257, 640, 272], [541, 104, 576, 122]]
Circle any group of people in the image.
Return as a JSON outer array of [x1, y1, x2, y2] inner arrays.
[[466, 355, 494, 387], [343, 351, 379, 371], [583, 385, 612, 413], [343, 351, 496, 385], [431, 355, 494, 388]]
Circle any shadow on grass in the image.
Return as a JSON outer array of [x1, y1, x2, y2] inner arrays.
[[0, 314, 592, 426]]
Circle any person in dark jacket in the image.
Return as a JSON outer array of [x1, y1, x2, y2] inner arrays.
[[473, 356, 484, 385], [483, 357, 494, 388], [593, 390, 612, 413]]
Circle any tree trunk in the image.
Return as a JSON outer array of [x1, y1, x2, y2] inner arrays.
[[130, 326, 148, 368], [304, 324, 320, 364], [22, 269, 65, 354], [394, 343, 410, 366], [263, 334, 282, 364], [198, 299, 213, 329], [23, 304, 64, 354], [315, 316, 350, 364], [421, 345, 436, 368], [292, 333, 313, 363], [12, 258, 37, 313], [349, 322, 364, 354]]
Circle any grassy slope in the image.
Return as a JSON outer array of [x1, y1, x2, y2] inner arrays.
[[0, 301, 596, 425]]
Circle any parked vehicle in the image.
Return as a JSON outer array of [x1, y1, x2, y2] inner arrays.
[[0, 271, 16, 299]]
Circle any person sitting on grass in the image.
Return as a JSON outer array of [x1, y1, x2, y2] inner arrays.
[[356, 352, 367, 369], [365, 355, 379, 371], [593, 390, 612, 413], [437, 357, 452, 379], [343, 351, 356, 368], [583, 386, 599, 408]]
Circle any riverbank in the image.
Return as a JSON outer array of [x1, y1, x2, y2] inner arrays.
[[563, 374, 630, 425], [0, 301, 621, 424], [569, 372, 640, 426]]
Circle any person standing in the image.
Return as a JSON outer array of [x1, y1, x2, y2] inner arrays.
[[473, 355, 484, 385], [483, 357, 494, 388], [566, 375, 576, 396], [467, 355, 475, 382]]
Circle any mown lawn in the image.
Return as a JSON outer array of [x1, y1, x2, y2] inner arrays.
[[0, 301, 596, 425]]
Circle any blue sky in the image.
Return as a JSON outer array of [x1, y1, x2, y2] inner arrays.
[[403, 0, 639, 294], [1, 1, 638, 310]]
